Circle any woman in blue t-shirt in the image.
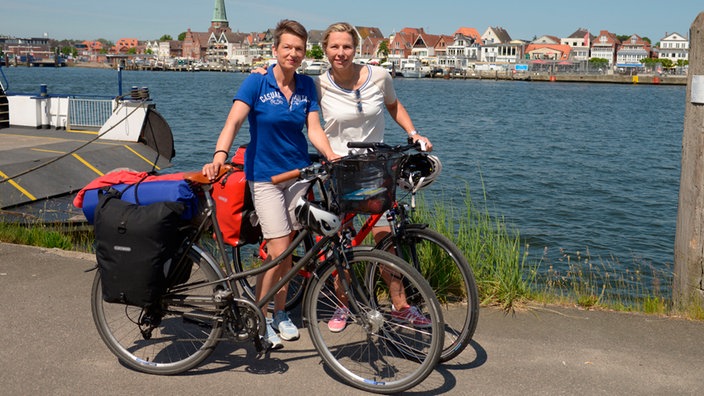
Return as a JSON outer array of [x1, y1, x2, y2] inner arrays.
[[202, 19, 338, 350]]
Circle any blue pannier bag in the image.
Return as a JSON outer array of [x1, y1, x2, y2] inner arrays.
[[82, 179, 198, 224]]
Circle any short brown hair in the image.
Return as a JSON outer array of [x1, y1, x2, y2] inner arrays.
[[322, 22, 358, 50], [273, 19, 308, 47]]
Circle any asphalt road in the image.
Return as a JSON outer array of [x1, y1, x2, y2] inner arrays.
[[1, 242, 703, 395]]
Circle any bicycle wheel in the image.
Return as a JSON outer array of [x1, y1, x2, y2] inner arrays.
[[305, 248, 443, 394], [232, 236, 312, 312], [378, 225, 479, 362], [91, 245, 225, 375]]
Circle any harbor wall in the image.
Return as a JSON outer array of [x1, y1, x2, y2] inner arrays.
[[434, 71, 687, 85]]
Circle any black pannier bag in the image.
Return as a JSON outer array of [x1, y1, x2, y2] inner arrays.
[[94, 188, 188, 308]]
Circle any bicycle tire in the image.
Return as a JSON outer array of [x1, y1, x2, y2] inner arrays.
[[304, 248, 443, 394], [91, 245, 225, 375], [231, 238, 312, 312], [377, 225, 479, 362]]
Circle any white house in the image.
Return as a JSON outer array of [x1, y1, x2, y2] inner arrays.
[[561, 28, 592, 61], [657, 32, 689, 64]]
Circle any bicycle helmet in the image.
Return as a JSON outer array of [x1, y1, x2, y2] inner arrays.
[[397, 154, 442, 192], [295, 197, 341, 237]]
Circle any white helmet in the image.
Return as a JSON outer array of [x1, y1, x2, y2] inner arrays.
[[295, 197, 341, 237], [397, 154, 442, 192]]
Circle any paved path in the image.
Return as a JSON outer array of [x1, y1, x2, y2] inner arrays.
[[1, 242, 703, 395]]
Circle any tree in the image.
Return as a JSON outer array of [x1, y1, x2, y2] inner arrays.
[[127, 47, 137, 54], [659, 58, 674, 69], [307, 44, 324, 60], [178, 32, 187, 41], [159, 34, 173, 41], [376, 40, 390, 61], [96, 38, 114, 48], [589, 57, 608, 70]]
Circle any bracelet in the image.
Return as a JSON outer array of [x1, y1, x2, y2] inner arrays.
[[408, 130, 418, 137], [213, 149, 229, 160]]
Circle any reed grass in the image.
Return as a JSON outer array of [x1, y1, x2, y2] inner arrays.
[[410, 186, 534, 311], [530, 247, 672, 315], [409, 186, 690, 317]]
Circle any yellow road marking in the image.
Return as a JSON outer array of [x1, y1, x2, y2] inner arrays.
[[124, 145, 161, 171], [71, 154, 104, 176], [32, 148, 66, 154], [0, 170, 37, 201]]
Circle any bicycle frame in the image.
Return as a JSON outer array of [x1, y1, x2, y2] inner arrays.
[[174, 175, 376, 319]]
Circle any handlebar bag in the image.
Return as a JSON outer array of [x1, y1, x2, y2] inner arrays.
[[94, 188, 188, 308]]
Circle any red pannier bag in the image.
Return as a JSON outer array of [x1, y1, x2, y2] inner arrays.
[[210, 146, 262, 246]]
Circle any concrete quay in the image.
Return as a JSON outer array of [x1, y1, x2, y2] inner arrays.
[[434, 71, 687, 85], [1, 241, 703, 395]]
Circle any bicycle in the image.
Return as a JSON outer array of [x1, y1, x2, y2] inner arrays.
[[233, 141, 479, 362], [89, 159, 445, 394]]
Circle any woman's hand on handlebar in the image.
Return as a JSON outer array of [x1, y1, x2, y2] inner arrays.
[[409, 133, 432, 152]]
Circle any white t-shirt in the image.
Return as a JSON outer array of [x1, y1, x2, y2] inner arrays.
[[317, 65, 397, 156]]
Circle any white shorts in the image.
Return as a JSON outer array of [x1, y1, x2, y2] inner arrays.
[[249, 180, 310, 240]]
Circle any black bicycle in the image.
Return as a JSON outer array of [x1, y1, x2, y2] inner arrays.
[[90, 161, 444, 394]]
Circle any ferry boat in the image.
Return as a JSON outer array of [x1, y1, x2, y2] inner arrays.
[[0, 66, 175, 224]]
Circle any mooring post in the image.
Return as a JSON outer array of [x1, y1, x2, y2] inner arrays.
[[674, 12, 704, 310]]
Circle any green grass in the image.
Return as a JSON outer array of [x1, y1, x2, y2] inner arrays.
[[0, 221, 93, 252]]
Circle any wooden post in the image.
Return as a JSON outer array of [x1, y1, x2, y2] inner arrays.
[[674, 12, 704, 309]]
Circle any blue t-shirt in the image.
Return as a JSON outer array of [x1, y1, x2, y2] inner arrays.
[[234, 64, 319, 182]]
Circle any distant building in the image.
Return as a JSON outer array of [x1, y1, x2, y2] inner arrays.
[[657, 32, 689, 64], [561, 28, 593, 62], [182, 0, 256, 64], [2, 36, 53, 63], [113, 38, 138, 53], [480, 26, 514, 63], [590, 30, 621, 67], [445, 27, 483, 68], [616, 34, 651, 69]]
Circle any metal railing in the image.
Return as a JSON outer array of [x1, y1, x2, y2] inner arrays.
[[67, 97, 114, 131]]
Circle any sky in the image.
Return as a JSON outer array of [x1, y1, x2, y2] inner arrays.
[[1, 0, 701, 43]]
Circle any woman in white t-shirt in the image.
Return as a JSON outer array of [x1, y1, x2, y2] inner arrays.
[[319, 22, 434, 332], [252, 22, 435, 331]]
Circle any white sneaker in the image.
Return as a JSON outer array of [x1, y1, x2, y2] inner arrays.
[[273, 310, 299, 341], [265, 319, 283, 349]]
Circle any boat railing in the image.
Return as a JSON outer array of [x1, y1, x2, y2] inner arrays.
[[0, 65, 9, 92], [67, 97, 114, 131]]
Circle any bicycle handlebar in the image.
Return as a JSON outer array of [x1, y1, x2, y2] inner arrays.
[[347, 139, 422, 152], [271, 168, 302, 184], [270, 139, 426, 184]]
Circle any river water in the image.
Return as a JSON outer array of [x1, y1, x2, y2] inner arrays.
[[3, 66, 685, 282]]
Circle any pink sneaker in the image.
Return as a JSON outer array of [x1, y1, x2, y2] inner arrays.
[[328, 307, 350, 332], [391, 306, 432, 328]]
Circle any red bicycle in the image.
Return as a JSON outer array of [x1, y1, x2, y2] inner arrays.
[[230, 141, 479, 362]]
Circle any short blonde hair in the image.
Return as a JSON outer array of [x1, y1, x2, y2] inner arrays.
[[322, 22, 358, 50]]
